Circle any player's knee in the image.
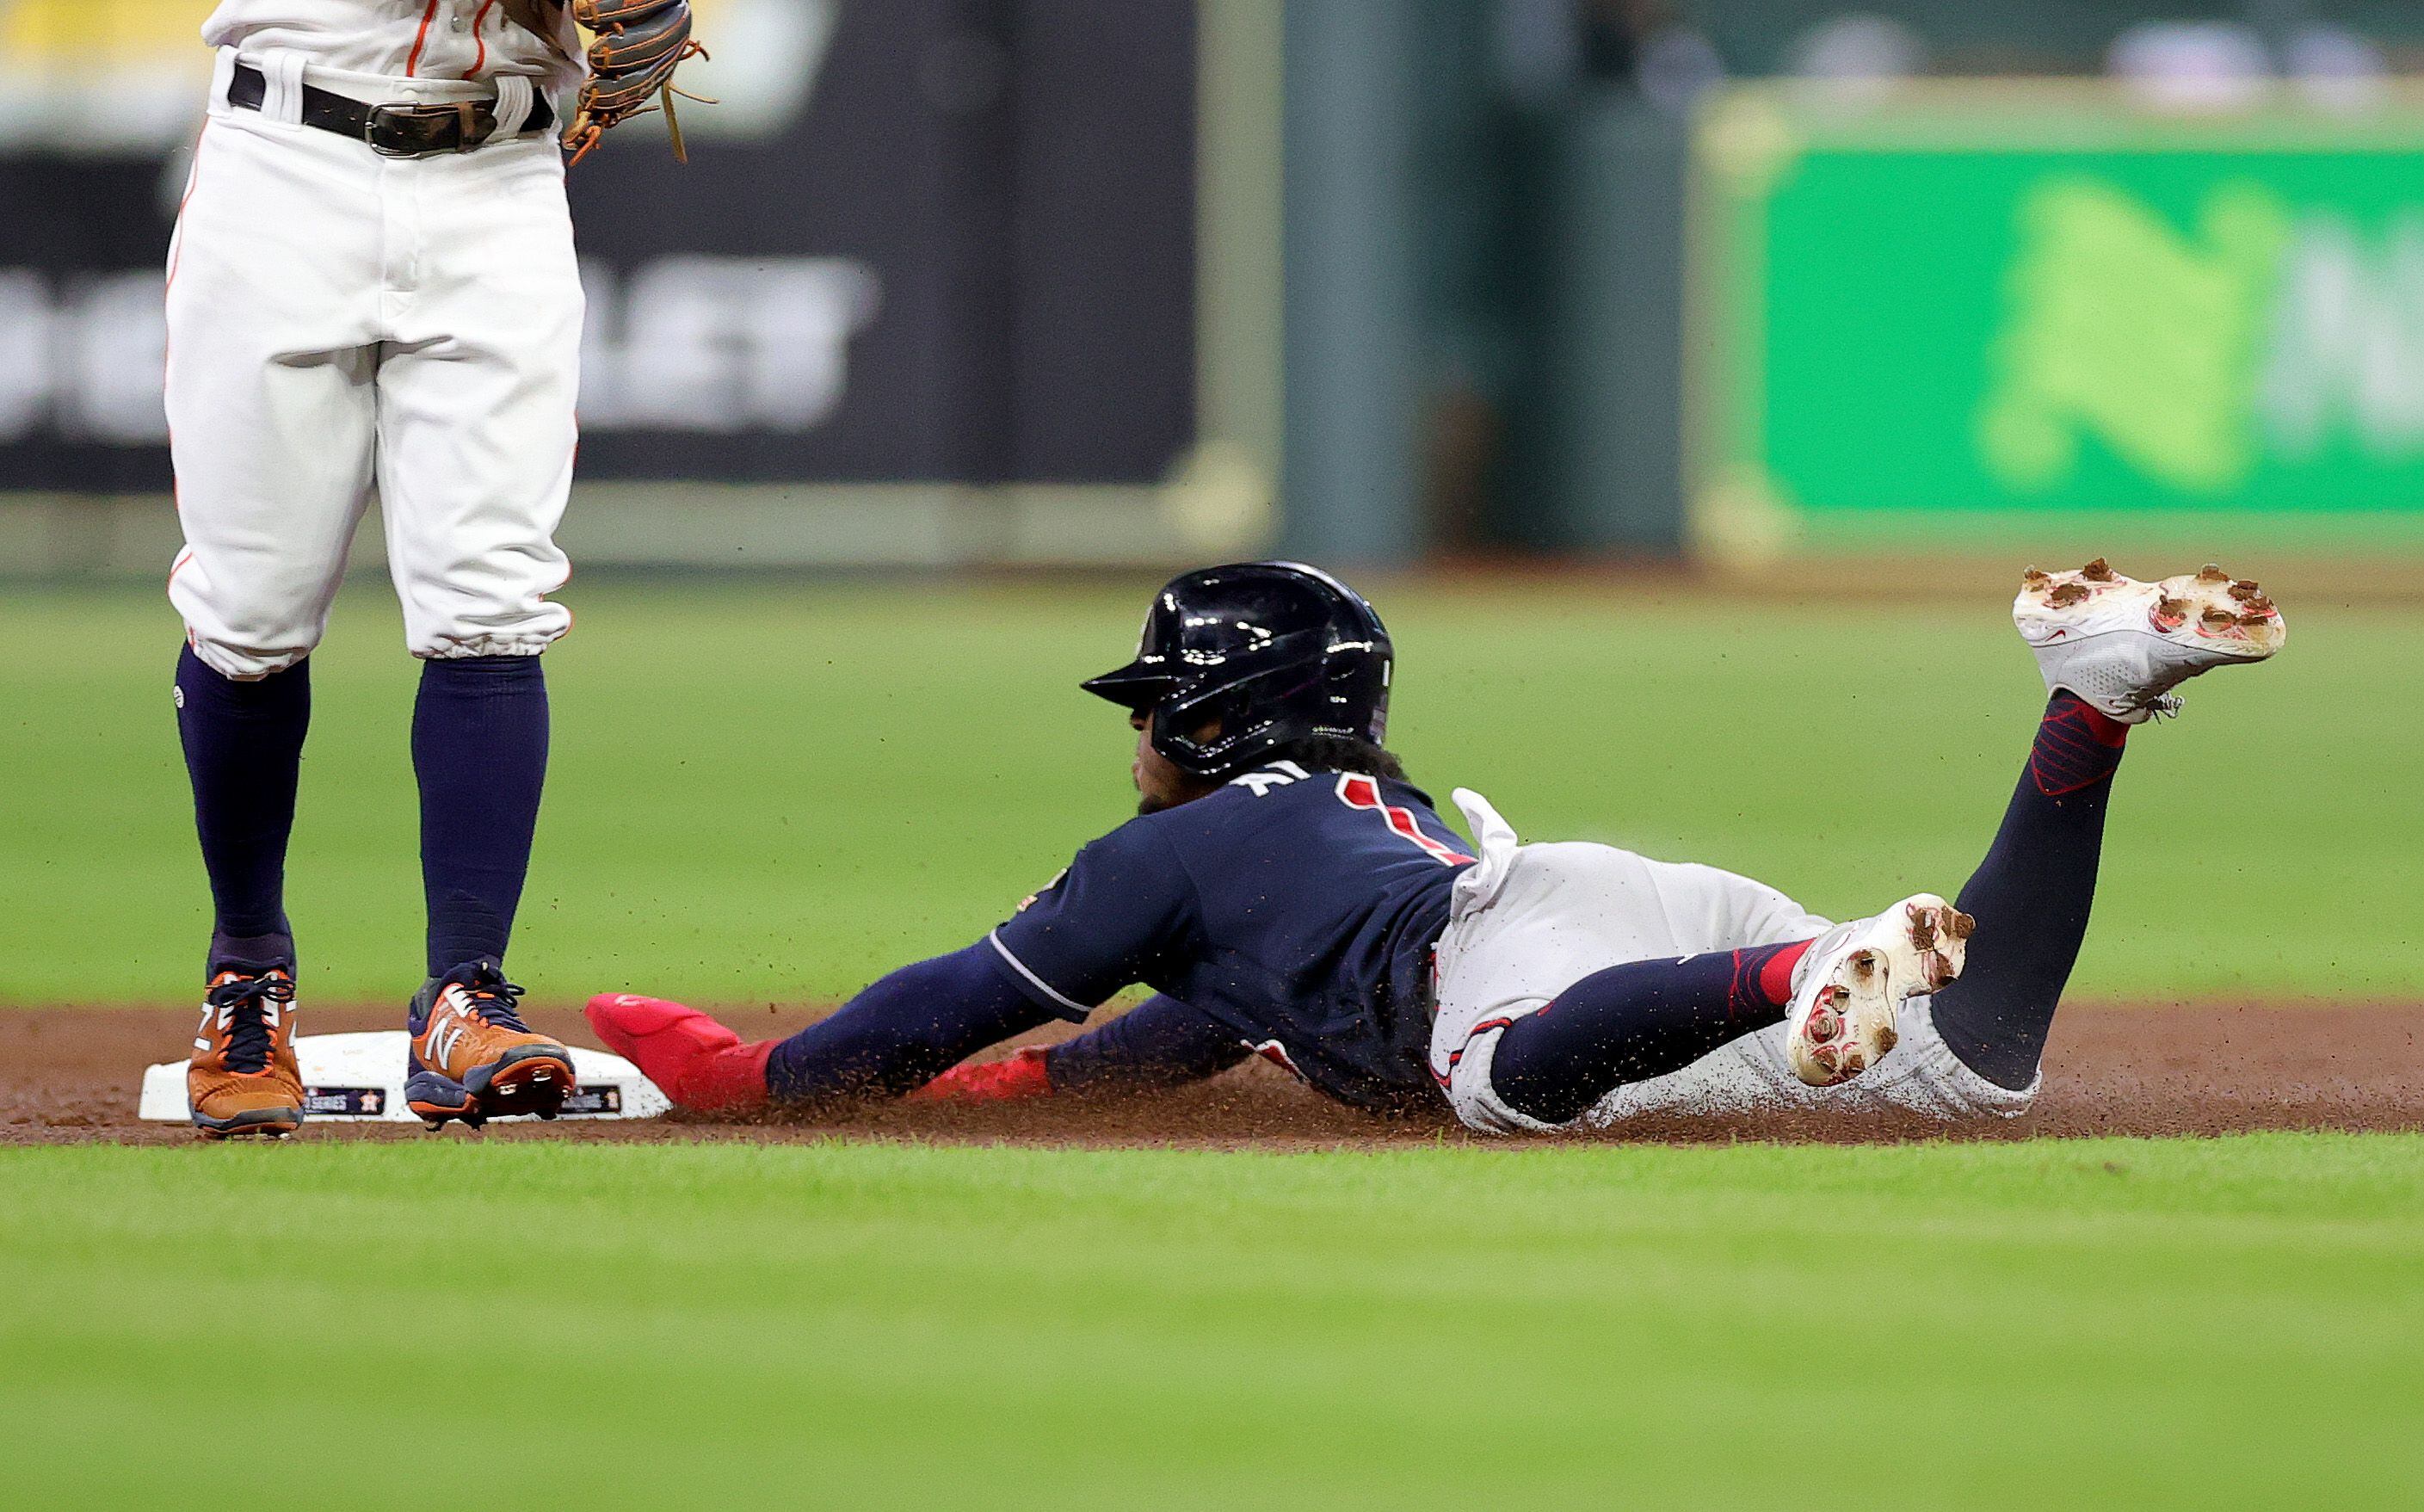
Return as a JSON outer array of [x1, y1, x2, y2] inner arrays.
[[400, 580, 572, 660], [173, 570, 330, 679], [1934, 1070, 2038, 1122], [1946, 1048, 2040, 1119], [182, 621, 323, 680], [1907, 1000, 2043, 1120], [1443, 1032, 1564, 1136], [1444, 1065, 1510, 1134]]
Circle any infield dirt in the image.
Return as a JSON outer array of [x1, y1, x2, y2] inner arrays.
[[4, 1002, 2419, 1147]]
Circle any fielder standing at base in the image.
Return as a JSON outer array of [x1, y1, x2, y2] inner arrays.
[[589, 559, 2284, 1133], [172, 1, 702, 1139]]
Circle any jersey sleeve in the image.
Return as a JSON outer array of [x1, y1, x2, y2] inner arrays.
[[984, 821, 1193, 1022]]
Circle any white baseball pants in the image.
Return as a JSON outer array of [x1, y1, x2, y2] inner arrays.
[[1429, 791, 2038, 1133], [167, 50, 578, 680]]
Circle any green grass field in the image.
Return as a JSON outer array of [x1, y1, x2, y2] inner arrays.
[[6, 1134, 2421, 1509], [3, 577, 2415, 1005], [4, 577, 2419, 1508]]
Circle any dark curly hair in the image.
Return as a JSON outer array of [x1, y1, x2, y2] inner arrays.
[[1264, 734, 1409, 784]]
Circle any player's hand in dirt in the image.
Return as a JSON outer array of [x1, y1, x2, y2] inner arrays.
[[908, 1047, 1056, 1104]]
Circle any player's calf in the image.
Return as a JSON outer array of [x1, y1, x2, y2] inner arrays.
[[1924, 560, 2289, 1094]]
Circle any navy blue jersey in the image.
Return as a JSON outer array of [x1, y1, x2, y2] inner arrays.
[[984, 761, 1475, 1108]]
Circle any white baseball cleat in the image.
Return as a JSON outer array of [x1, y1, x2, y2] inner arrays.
[[2014, 559, 2285, 724], [1785, 895, 1974, 1088]]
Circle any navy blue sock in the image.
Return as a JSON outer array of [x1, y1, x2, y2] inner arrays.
[[1488, 939, 1814, 1125], [1930, 693, 2128, 1090], [176, 645, 307, 974], [413, 656, 549, 978]]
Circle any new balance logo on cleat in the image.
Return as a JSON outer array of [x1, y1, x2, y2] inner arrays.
[[405, 960, 577, 1129], [427, 1021, 470, 1070]]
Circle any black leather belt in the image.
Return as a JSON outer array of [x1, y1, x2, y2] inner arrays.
[[228, 61, 555, 157]]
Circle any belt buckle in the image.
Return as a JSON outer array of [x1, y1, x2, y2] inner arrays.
[[367, 101, 479, 157]]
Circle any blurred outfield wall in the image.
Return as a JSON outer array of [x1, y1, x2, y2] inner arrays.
[[9, 4, 2424, 577], [1687, 83, 2424, 571], [0, 0, 1282, 577]]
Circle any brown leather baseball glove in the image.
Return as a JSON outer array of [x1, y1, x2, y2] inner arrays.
[[564, 0, 710, 165]]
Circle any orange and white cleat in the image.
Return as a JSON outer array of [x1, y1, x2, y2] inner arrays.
[[188, 968, 305, 1140], [406, 959, 577, 1129], [1785, 895, 1973, 1088], [2015, 559, 2285, 724]]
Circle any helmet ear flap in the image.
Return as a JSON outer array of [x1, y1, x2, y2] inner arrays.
[[1146, 694, 1220, 778], [1323, 640, 1391, 745], [1148, 702, 1214, 755], [1150, 677, 1286, 779]]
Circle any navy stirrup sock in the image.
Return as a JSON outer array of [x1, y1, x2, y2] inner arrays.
[[413, 656, 549, 978], [1489, 939, 1813, 1126], [176, 645, 308, 974], [1930, 693, 2127, 1091]]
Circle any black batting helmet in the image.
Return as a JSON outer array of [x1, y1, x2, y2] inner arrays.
[[1082, 561, 1394, 779]]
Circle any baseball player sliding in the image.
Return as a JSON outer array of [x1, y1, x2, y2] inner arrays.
[[589, 559, 2284, 1133], [174, 1, 701, 1139]]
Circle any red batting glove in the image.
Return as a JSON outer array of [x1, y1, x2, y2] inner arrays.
[[907, 1046, 1054, 1103]]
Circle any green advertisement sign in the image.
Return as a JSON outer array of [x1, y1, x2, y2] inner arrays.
[[1693, 86, 2424, 552]]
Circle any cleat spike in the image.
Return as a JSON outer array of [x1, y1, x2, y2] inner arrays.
[[1949, 910, 1976, 941], [2020, 566, 2052, 589], [2229, 579, 2261, 602], [1907, 907, 1937, 951], [2198, 564, 2230, 583], [2080, 558, 2115, 581], [2236, 609, 2272, 627], [2200, 606, 2236, 631], [2048, 582, 2090, 608]]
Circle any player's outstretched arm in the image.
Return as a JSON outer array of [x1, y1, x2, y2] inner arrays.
[[589, 818, 1204, 1113], [762, 944, 1055, 1102], [588, 942, 1058, 1113], [910, 995, 1250, 1104]]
